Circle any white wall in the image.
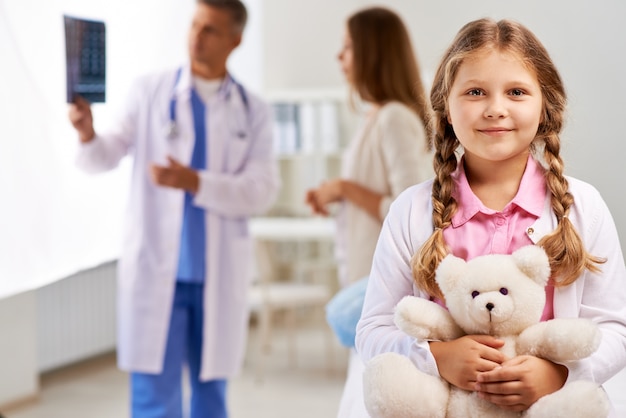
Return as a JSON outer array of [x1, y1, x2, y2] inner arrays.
[[259, 0, 626, 245]]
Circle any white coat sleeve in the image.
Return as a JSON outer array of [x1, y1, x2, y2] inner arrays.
[[75, 79, 143, 173], [377, 104, 433, 219], [561, 182, 626, 385], [355, 182, 441, 377], [192, 99, 280, 218]]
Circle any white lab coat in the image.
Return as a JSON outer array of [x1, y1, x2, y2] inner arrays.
[[76, 65, 280, 380], [356, 176, 626, 415]]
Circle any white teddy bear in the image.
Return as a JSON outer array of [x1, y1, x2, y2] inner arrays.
[[363, 245, 610, 418]]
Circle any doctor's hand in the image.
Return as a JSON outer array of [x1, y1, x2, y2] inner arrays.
[[68, 96, 96, 143], [475, 355, 568, 412], [150, 156, 199, 194]]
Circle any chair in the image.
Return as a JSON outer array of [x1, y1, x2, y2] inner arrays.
[[248, 239, 335, 381]]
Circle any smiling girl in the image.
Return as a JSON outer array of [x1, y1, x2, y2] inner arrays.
[[356, 18, 626, 417]]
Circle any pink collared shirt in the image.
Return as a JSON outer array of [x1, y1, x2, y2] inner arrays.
[[443, 155, 554, 320]]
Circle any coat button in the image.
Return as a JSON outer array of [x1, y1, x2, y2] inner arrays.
[[527, 227, 534, 235]]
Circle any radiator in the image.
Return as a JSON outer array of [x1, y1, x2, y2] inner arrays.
[[36, 261, 117, 372]]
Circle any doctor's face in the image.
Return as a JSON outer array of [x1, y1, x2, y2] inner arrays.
[[188, 4, 241, 74], [337, 29, 354, 85]]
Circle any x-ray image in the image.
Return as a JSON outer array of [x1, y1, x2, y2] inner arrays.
[[64, 15, 106, 103]]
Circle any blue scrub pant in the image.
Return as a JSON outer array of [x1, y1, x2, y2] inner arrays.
[[130, 282, 228, 418]]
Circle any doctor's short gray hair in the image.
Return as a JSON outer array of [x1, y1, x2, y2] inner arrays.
[[197, 0, 248, 33]]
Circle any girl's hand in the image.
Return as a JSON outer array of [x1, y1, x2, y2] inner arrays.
[[430, 335, 506, 391], [475, 355, 568, 412]]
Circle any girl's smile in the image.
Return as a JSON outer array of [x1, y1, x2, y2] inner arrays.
[[478, 126, 514, 136]]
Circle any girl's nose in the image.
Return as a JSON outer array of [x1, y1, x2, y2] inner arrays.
[[484, 96, 508, 119]]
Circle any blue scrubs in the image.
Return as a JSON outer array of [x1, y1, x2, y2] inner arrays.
[[177, 88, 207, 284], [131, 283, 227, 418], [131, 88, 227, 418]]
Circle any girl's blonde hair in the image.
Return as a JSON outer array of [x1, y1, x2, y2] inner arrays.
[[412, 18, 604, 300], [347, 7, 431, 149]]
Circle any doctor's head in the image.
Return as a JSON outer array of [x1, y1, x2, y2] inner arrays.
[[188, 0, 247, 79]]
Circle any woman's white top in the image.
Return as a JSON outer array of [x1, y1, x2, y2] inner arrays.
[[335, 101, 432, 286]]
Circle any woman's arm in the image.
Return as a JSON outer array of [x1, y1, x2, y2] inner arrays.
[[305, 103, 432, 220], [305, 179, 383, 219]]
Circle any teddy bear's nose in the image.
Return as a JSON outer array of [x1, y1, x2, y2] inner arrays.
[[486, 303, 495, 311]]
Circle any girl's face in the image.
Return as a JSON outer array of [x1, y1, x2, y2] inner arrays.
[[337, 29, 354, 84], [447, 49, 543, 167]]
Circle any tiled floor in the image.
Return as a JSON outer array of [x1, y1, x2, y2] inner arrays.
[[5, 318, 349, 418], [4, 317, 626, 418]]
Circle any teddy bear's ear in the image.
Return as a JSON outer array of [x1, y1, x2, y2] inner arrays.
[[512, 245, 551, 286], [435, 254, 466, 294]]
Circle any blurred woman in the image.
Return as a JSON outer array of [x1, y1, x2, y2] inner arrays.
[[305, 6, 432, 417]]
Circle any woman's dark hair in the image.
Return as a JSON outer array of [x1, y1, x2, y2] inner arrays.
[[347, 7, 431, 145]]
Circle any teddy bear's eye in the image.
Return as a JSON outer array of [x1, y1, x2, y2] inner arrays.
[[500, 287, 508, 295], [471, 290, 480, 298]]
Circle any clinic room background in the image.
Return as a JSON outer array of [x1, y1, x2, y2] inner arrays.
[[1, 0, 625, 411]]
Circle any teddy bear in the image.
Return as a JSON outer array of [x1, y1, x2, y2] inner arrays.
[[363, 245, 610, 418]]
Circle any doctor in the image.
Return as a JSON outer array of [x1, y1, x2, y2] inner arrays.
[[68, 1, 280, 417]]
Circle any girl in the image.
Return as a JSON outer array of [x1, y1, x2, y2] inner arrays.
[[305, 6, 432, 417], [356, 18, 626, 415]]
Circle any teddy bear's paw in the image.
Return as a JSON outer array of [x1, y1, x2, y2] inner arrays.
[[394, 296, 433, 339], [394, 296, 464, 341], [363, 352, 449, 418], [524, 380, 610, 418], [519, 319, 601, 362], [554, 318, 602, 359]]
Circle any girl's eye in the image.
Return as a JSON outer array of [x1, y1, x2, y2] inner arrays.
[[500, 288, 508, 295], [510, 89, 525, 96], [471, 291, 480, 298], [467, 89, 483, 96]]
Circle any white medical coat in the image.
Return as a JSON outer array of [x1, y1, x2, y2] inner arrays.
[[356, 176, 626, 412], [76, 65, 280, 380]]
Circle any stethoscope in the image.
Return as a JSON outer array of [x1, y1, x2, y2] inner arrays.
[[165, 99, 179, 140], [165, 68, 249, 141]]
